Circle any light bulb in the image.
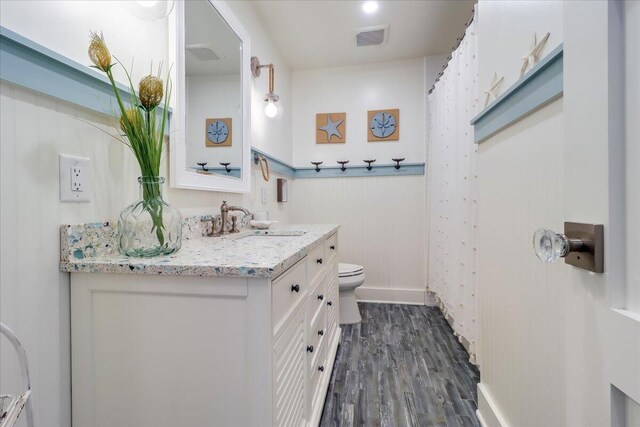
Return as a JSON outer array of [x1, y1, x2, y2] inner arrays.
[[362, 1, 378, 14], [264, 100, 278, 118]]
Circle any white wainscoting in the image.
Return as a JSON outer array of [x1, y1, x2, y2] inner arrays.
[[476, 99, 565, 426], [292, 175, 427, 305]]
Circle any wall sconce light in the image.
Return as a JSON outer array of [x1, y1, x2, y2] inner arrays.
[[127, 0, 175, 20], [251, 56, 280, 118]]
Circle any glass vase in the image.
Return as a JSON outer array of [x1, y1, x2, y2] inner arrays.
[[118, 176, 182, 257]]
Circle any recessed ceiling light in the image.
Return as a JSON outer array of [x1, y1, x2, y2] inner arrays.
[[362, 1, 378, 14]]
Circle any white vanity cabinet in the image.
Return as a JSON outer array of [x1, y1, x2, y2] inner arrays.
[[69, 229, 340, 427]]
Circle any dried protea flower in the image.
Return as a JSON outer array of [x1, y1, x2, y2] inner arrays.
[[120, 108, 142, 131], [139, 75, 163, 111], [88, 31, 112, 72]]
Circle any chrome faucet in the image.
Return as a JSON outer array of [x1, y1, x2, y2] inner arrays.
[[216, 201, 250, 235]]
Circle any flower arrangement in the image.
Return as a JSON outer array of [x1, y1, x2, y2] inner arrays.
[[88, 32, 181, 256]]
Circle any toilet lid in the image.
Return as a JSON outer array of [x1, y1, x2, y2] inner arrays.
[[339, 263, 364, 277]]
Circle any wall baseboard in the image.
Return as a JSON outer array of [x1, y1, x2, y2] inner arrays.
[[424, 291, 437, 306], [355, 287, 426, 305], [477, 383, 509, 427]]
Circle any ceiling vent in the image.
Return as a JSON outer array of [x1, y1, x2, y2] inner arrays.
[[355, 24, 389, 47], [186, 44, 220, 61]]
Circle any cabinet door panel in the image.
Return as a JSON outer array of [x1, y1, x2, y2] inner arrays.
[[273, 305, 306, 427]]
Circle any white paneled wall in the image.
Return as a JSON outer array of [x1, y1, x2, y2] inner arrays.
[[293, 176, 426, 304], [292, 58, 427, 166], [477, 100, 565, 426]]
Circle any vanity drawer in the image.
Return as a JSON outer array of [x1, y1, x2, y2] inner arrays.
[[307, 242, 326, 285], [307, 272, 327, 324], [272, 257, 307, 336], [309, 338, 328, 415], [326, 264, 339, 339], [307, 306, 326, 366], [325, 233, 338, 261]]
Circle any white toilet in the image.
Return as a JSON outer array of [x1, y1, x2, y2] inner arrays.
[[338, 263, 365, 324]]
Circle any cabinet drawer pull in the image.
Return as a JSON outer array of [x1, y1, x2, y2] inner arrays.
[[317, 294, 324, 301], [318, 366, 325, 372], [330, 245, 335, 250], [291, 284, 300, 293], [318, 329, 324, 336], [307, 345, 314, 353], [327, 301, 333, 306], [316, 258, 323, 264]]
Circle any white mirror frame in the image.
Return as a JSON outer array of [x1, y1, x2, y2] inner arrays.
[[169, 0, 252, 193]]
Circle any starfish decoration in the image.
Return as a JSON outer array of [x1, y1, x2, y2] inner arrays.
[[319, 114, 343, 142], [484, 72, 504, 107], [520, 32, 550, 77]]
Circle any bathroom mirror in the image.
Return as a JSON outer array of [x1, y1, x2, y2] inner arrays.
[[170, 0, 251, 192]]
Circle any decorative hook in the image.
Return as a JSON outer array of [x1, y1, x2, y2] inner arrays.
[[364, 159, 376, 171], [311, 161, 323, 173], [197, 162, 208, 171], [392, 158, 405, 170], [220, 162, 231, 173], [337, 160, 349, 172]]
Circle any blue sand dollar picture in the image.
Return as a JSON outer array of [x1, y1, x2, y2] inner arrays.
[[205, 118, 232, 147], [316, 112, 346, 144], [368, 109, 400, 141]]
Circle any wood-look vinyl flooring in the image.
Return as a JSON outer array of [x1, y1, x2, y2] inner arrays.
[[320, 303, 480, 427]]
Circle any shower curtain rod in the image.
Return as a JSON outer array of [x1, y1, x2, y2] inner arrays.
[[428, 9, 475, 95]]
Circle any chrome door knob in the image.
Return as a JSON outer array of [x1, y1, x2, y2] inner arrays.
[[533, 223, 604, 273]]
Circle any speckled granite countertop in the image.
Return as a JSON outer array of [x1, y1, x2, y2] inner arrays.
[[60, 222, 339, 278]]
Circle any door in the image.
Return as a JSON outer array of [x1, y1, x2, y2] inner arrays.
[[563, 1, 639, 425]]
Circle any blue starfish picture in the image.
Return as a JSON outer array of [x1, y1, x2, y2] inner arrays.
[[317, 113, 345, 143]]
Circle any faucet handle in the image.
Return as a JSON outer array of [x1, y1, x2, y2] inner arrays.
[[231, 216, 240, 233]]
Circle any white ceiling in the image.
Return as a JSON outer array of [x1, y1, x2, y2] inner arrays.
[[252, 0, 476, 70], [185, 0, 241, 76]]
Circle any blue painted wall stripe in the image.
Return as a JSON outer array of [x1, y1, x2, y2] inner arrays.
[[0, 26, 170, 134], [1, 26, 424, 180], [188, 167, 242, 179], [471, 44, 564, 144], [251, 147, 296, 178], [294, 163, 425, 178]]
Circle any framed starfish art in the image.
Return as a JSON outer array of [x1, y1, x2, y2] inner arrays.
[[316, 112, 346, 144], [368, 109, 400, 142]]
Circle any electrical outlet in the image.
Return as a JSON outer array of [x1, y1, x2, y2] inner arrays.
[[60, 154, 91, 202], [261, 187, 267, 204], [71, 166, 84, 192]]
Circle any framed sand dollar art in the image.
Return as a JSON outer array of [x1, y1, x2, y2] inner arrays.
[[368, 109, 399, 142]]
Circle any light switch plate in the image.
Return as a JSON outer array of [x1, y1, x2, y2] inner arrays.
[[60, 154, 91, 202], [261, 187, 267, 204]]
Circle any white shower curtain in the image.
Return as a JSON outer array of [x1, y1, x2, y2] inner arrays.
[[427, 8, 479, 364]]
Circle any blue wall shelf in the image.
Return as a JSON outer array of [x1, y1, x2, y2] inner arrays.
[[471, 44, 564, 144]]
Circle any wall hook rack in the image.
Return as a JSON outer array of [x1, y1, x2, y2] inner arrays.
[[197, 162, 208, 172], [337, 160, 349, 172], [364, 159, 376, 171], [311, 161, 323, 172], [392, 158, 405, 170], [220, 162, 231, 173]]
